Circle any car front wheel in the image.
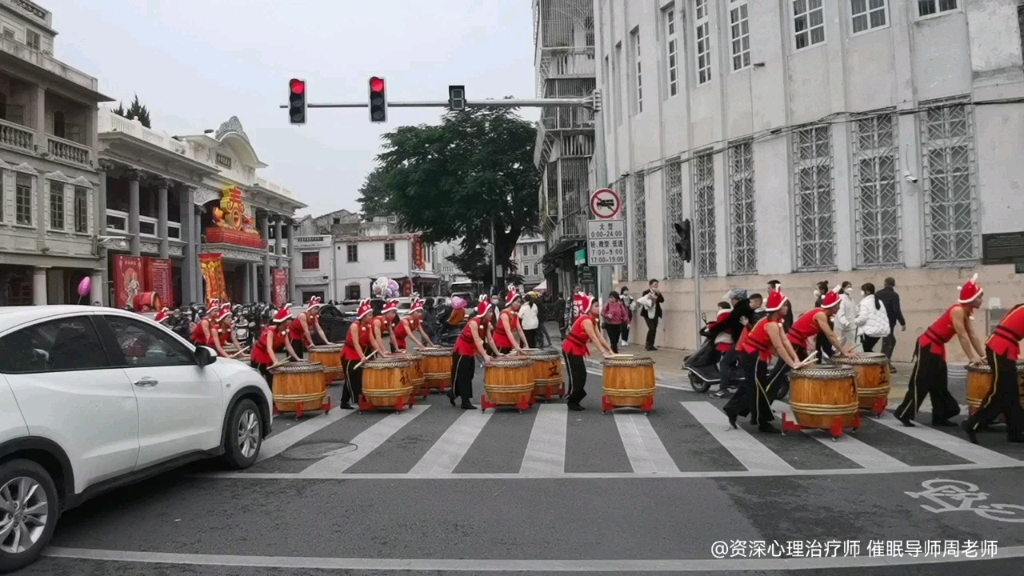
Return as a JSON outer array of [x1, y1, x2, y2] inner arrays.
[[0, 459, 59, 573], [222, 399, 263, 470]]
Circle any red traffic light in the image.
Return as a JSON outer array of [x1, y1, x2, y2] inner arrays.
[[290, 79, 305, 95], [370, 77, 385, 93]]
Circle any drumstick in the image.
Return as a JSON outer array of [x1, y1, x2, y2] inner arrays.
[[354, 350, 378, 370]]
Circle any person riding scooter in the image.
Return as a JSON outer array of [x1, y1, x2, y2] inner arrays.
[[703, 289, 757, 398]]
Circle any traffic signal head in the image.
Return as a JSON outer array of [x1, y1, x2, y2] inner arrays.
[[288, 78, 306, 125], [369, 76, 387, 123], [449, 85, 466, 111], [674, 219, 692, 262]]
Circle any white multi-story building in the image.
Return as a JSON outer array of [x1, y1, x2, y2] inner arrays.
[[593, 0, 1024, 360], [513, 234, 548, 289], [331, 217, 439, 300], [291, 233, 332, 304], [0, 0, 110, 305]]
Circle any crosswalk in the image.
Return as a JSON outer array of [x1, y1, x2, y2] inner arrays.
[[211, 392, 1024, 481]]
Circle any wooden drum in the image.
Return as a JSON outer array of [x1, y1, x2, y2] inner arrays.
[[309, 344, 344, 385], [784, 366, 859, 440], [270, 361, 330, 417], [392, 351, 426, 399], [481, 356, 534, 413], [965, 362, 1008, 423], [601, 355, 656, 414], [526, 349, 564, 400], [420, 347, 453, 393], [836, 352, 891, 416], [361, 358, 414, 412]]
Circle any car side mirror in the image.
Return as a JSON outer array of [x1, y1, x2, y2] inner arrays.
[[195, 345, 217, 367]]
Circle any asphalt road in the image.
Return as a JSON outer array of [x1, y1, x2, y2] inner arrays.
[[15, 363, 1024, 575]]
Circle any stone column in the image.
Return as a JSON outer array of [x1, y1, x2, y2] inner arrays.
[[274, 220, 283, 257], [126, 170, 142, 256], [179, 185, 195, 304], [90, 270, 103, 306], [32, 267, 48, 305], [242, 262, 251, 304], [194, 204, 204, 302], [260, 214, 272, 302], [250, 263, 259, 303], [157, 179, 170, 259]]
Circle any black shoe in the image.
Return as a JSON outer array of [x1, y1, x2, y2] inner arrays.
[[710, 389, 732, 399], [898, 415, 916, 427], [646, 346, 658, 351], [932, 419, 958, 428], [340, 402, 355, 410], [758, 423, 779, 434], [448, 393, 456, 407], [962, 421, 978, 444], [461, 403, 478, 410], [568, 404, 584, 411], [727, 412, 737, 429]]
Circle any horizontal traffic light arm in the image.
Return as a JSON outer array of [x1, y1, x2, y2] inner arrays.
[[278, 97, 597, 110]]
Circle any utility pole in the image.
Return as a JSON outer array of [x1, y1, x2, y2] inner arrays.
[[490, 216, 497, 292]]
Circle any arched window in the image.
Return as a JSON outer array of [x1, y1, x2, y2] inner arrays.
[[53, 110, 65, 139]]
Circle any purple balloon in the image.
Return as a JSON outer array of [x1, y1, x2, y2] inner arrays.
[[77, 276, 91, 297]]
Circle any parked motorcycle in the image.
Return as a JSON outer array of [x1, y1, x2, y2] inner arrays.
[[683, 313, 747, 393]]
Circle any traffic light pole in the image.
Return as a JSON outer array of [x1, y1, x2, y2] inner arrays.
[[278, 97, 596, 110]]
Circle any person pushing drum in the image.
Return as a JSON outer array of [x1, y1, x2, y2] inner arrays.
[[494, 288, 529, 355], [449, 300, 496, 410], [963, 301, 1024, 443], [392, 298, 434, 352], [561, 296, 615, 412], [340, 300, 375, 410], [773, 286, 858, 399], [250, 306, 300, 388]]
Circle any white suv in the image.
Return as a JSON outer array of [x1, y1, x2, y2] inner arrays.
[[0, 306, 273, 572]]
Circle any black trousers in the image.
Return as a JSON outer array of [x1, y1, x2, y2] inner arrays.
[[724, 352, 777, 425], [862, 336, 880, 353], [341, 358, 364, 405], [718, 347, 740, 391], [621, 320, 630, 343], [815, 333, 833, 363], [894, 342, 961, 423], [605, 324, 622, 354], [967, 348, 1024, 438], [250, 361, 273, 390], [768, 346, 806, 400], [563, 352, 587, 406], [291, 338, 307, 359], [644, 316, 659, 349], [524, 329, 538, 349], [881, 331, 897, 360], [448, 352, 476, 405]]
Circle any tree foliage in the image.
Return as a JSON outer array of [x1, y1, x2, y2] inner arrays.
[[113, 94, 151, 128], [358, 108, 541, 284]]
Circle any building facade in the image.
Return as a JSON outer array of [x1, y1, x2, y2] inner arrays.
[[594, 0, 1024, 360], [513, 234, 548, 289], [291, 233, 332, 303], [0, 0, 110, 306], [332, 218, 438, 300], [534, 0, 598, 297]]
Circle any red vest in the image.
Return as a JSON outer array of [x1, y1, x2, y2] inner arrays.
[[741, 317, 777, 361], [988, 305, 1024, 361], [454, 319, 483, 356], [342, 322, 372, 361], [493, 310, 520, 349], [562, 315, 593, 356], [392, 316, 420, 350], [289, 313, 318, 341], [787, 309, 825, 351], [191, 319, 216, 347], [919, 305, 963, 359], [252, 326, 286, 366]]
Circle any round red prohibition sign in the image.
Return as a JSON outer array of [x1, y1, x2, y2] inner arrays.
[[590, 188, 621, 219]]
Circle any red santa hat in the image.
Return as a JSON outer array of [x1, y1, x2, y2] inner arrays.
[[958, 273, 983, 304], [382, 299, 399, 314], [581, 296, 598, 315], [214, 305, 233, 322], [356, 299, 374, 319], [765, 289, 789, 313], [820, 285, 842, 309], [154, 308, 171, 324], [411, 298, 425, 313], [307, 295, 323, 311], [505, 286, 522, 306], [271, 304, 293, 324], [477, 299, 494, 319], [207, 299, 221, 314]]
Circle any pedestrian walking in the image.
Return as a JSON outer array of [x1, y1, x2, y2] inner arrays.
[[854, 283, 890, 353], [640, 279, 665, 351], [834, 281, 858, 348], [619, 286, 634, 346], [875, 277, 906, 371], [601, 291, 630, 354], [519, 292, 541, 349], [340, 300, 375, 410], [561, 296, 615, 411], [449, 300, 496, 410], [964, 303, 1024, 444]]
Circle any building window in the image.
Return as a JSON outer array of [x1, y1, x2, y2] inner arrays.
[[215, 153, 233, 169], [384, 242, 396, 261], [347, 244, 358, 263], [15, 174, 31, 225], [793, 126, 836, 271], [631, 29, 642, 114], [664, 7, 679, 97], [631, 172, 647, 281], [665, 161, 685, 279], [346, 284, 361, 300], [49, 181, 64, 231], [695, 0, 712, 85], [852, 0, 888, 33], [730, 1, 751, 71], [728, 141, 757, 275], [301, 251, 320, 270], [53, 111, 66, 139], [25, 29, 40, 50], [532, 244, 538, 255], [522, 245, 529, 256], [1, 28, 13, 40], [920, 102, 977, 263], [794, 0, 826, 50], [853, 114, 901, 267], [918, 0, 957, 18], [693, 151, 716, 277], [73, 187, 88, 233]]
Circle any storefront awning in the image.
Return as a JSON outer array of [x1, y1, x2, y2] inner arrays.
[[542, 238, 583, 264]]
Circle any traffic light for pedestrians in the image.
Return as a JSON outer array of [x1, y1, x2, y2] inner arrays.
[[674, 219, 692, 263], [369, 76, 387, 123], [449, 85, 466, 111], [288, 79, 306, 125]]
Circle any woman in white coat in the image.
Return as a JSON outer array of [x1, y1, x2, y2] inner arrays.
[[834, 281, 859, 347], [853, 282, 891, 352]]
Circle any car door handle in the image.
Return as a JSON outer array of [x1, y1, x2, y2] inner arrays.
[[134, 378, 159, 387]]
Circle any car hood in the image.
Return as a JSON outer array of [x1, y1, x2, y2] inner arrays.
[[211, 358, 271, 395]]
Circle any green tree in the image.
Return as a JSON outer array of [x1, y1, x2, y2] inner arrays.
[[112, 94, 151, 128], [359, 107, 540, 284]]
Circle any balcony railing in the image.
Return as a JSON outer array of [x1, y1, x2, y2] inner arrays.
[[0, 36, 98, 91], [106, 210, 128, 234], [98, 108, 188, 156], [139, 215, 157, 237], [106, 209, 181, 241], [254, 176, 296, 199], [47, 135, 90, 166], [538, 49, 596, 81], [540, 106, 594, 131], [0, 118, 34, 152]]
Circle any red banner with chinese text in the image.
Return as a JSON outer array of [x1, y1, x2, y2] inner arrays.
[[199, 253, 228, 306], [273, 269, 288, 308], [112, 255, 143, 309], [143, 257, 174, 309], [412, 235, 425, 270]]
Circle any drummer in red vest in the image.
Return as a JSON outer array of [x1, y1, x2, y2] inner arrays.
[[448, 300, 497, 410], [289, 296, 330, 359], [250, 306, 300, 387], [192, 302, 231, 358], [371, 299, 398, 357], [895, 274, 985, 428], [340, 300, 376, 410], [154, 308, 171, 325], [494, 288, 529, 354], [217, 303, 246, 357], [562, 296, 615, 411], [392, 298, 433, 352], [723, 289, 804, 433], [964, 301, 1024, 443]]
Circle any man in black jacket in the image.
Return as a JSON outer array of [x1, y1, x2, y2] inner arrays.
[[706, 290, 756, 398], [875, 277, 906, 371], [641, 279, 665, 351]]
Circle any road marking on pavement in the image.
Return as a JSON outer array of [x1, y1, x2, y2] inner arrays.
[[408, 410, 492, 476], [774, 402, 909, 470], [258, 408, 354, 463], [681, 401, 795, 473], [520, 403, 567, 474], [874, 416, 1021, 467], [615, 413, 679, 474], [43, 545, 1024, 571], [299, 405, 428, 476]]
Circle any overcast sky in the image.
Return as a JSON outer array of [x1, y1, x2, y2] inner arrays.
[[48, 0, 538, 216]]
